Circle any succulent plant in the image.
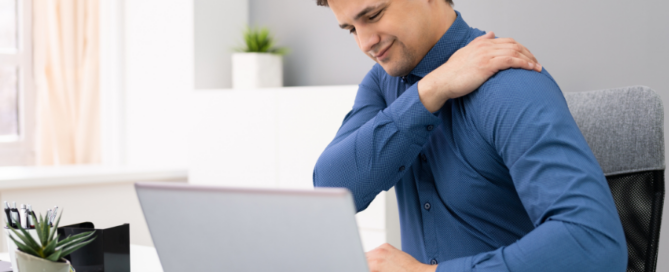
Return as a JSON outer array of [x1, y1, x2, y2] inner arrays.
[[237, 26, 288, 55], [6, 212, 96, 262]]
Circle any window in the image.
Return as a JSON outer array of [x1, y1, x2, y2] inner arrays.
[[0, 0, 34, 165], [0, 0, 18, 141]]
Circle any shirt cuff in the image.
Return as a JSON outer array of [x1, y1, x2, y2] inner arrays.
[[384, 83, 441, 144], [436, 256, 473, 272]]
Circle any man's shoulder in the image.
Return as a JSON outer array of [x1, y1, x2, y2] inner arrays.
[[467, 68, 564, 108], [460, 67, 572, 133]]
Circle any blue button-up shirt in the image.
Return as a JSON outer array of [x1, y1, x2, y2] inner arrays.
[[313, 11, 626, 272]]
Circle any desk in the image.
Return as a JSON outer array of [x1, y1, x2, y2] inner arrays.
[[0, 244, 163, 271]]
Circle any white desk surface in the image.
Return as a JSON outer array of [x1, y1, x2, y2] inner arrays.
[[0, 244, 163, 272]]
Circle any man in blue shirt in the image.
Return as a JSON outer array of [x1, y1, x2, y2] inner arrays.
[[313, 0, 627, 271]]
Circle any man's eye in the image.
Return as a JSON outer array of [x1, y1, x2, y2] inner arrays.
[[369, 11, 382, 20], [349, 28, 356, 34]]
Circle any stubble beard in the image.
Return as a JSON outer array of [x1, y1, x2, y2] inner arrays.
[[378, 39, 417, 77]]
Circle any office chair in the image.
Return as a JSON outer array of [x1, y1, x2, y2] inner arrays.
[[565, 86, 665, 272]]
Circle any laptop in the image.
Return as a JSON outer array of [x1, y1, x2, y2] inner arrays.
[[135, 182, 369, 272]]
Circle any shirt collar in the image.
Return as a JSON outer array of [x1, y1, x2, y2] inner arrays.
[[408, 10, 473, 79]]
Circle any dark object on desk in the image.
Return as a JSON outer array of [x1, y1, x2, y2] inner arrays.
[[0, 260, 11, 272], [57, 222, 130, 272], [565, 86, 665, 272]]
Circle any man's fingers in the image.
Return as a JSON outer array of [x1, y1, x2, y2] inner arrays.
[[519, 46, 537, 63], [365, 249, 385, 272], [487, 38, 539, 64], [489, 37, 518, 44], [490, 43, 537, 62], [489, 56, 537, 72], [514, 44, 538, 64], [472, 31, 495, 42], [491, 48, 530, 62], [490, 48, 540, 72]]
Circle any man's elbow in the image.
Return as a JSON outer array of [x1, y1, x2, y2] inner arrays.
[[313, 161, 370, 212], [312, 160, 335, 188], [313, 166, 324, 187], [313, 161, 332, 187]]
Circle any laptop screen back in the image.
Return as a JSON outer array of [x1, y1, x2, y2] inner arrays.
[[136, 183, 368, 272]]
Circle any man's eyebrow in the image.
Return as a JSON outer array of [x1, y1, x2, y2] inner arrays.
[[339, 23, 351, 29], [338, 4, 386, 29]]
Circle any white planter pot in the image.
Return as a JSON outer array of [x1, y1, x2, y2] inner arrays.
[[14, 250, 71, 272], [232, 53, 283, 89], [5, 228, 40, 271]]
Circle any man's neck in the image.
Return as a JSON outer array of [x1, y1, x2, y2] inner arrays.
[[404, 5, 457, 77], [431, 7, 457, 49], [400, 5, 458, 78]]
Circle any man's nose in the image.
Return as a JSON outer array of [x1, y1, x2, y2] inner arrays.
[[357, 27, 380, 55]]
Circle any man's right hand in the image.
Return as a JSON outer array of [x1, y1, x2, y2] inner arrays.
[[417, 32, 542, 113]]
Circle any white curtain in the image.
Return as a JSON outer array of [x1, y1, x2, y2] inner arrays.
[[33, 0, 100, 165]]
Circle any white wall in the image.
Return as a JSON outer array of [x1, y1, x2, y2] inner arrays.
[[193, 0, 248, 89], [248, 0, 376, 87], [123, 0, 193, 167]]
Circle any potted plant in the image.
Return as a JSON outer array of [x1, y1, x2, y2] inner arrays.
[[232, 26, 288, 89], [6, 213, 96, 272]]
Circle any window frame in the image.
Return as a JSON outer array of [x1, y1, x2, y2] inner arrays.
[[0, 0, 35, 166], [99, 0, 126, 165]]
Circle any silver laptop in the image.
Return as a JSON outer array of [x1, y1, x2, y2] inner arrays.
[[135, 182, 369, 272]]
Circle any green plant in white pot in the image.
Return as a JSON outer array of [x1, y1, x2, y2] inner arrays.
[[232, 26, 288, 89], [6, 213, 96, 272]]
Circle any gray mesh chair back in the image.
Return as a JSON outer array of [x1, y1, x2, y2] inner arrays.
[[565, 86, 665, 272]]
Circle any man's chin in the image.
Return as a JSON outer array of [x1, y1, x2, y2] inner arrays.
[[380, 63, 412, 78]]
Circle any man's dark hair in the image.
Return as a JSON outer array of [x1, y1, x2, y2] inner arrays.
[[317, 0, 453, 7]]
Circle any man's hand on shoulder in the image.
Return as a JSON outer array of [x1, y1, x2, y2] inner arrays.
[[366, 243, 437, 272], [417, 32, 542, 112]]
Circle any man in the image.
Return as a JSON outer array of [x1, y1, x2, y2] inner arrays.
[[313, 0, 627, 271]]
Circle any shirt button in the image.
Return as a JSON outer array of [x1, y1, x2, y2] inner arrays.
[[399, 166, 406, 172], [424, 202, 431, 210], [430, 259, 438, 265], [420, 154, 427, 162], [426, 125, 434, 131]]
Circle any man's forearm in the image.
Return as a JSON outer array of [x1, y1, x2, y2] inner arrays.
[[434, 220, 626, 272], [314, 85, 440, 212]]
